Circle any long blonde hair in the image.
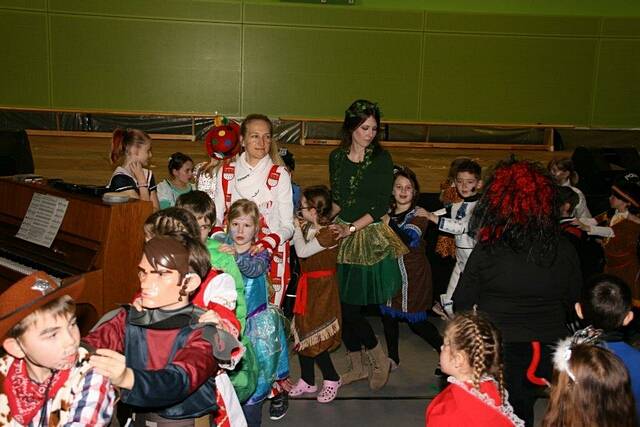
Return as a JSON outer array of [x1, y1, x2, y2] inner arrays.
[[445, 311, 506, 402]]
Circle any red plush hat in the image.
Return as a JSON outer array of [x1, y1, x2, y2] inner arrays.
[[204, 116, 241, 160], [0, 272, 85, 340]]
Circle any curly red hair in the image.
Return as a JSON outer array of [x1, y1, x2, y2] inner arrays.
[[471, 159, 559, 264]]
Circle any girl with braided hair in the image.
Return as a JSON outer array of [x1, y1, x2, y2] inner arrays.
[[426, 311, 523, 426], [453, 159, 582, 426]]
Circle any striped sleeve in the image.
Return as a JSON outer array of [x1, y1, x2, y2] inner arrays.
[[66, 369, 116, 426]]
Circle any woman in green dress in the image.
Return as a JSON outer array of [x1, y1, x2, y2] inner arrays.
[[329, 99, 407, 390]]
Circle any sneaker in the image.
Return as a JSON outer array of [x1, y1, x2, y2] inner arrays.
[[269, 393, 289, 421]]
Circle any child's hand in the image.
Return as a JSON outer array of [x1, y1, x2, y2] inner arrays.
[[425, 211, 439, 223], [218, 244, 236, 256], [198, 310, 222, 326], [574, 220, 591, 232], [381, 214, 390, 225], [90, 349, 134, 389], [129, 161, 146, 184], [414, 207, 429, 218]]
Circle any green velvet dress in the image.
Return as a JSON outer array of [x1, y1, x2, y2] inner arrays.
[[329, 147, 407, 305]]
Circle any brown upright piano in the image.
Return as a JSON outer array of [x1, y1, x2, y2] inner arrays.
[[0, 177, 153, 331]]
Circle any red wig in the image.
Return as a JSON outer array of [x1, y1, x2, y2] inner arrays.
[[470, 159, 559, 264]]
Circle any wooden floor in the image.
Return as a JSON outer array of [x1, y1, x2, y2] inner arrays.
[[29, 135, 564, 192]]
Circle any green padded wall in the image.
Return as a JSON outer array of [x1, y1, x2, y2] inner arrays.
[[1, 0, 640, 127], [0, 10, 49, 106]]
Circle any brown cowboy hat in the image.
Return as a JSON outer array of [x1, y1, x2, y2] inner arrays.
[[0, 272, 85, 340]]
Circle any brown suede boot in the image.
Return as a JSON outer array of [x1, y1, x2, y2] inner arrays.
[[341, 350, 368, 385], [366, 341, 391, 390]]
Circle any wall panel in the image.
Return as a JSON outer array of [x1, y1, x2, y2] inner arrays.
[[1, 1, 640, 127], [420, 33, 597, 124], [242, 25, 422, 118], [0, 10, 49, 107], [592, 39, 640, 127], [49, 0, 242, 22], [49, 15, 241, 113]]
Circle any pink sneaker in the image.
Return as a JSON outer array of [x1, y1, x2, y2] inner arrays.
[[317, 379, 341, 403], [288, 378, 317, 397]]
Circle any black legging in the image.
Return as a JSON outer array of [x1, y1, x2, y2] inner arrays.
[[299, 351, 340, 384], [381, 315, 443, 364], [341, 303, 378, 352]]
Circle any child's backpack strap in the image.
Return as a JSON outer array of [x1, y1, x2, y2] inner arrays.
[[266, 164, 281, 191], [221, 161, 235, 210]]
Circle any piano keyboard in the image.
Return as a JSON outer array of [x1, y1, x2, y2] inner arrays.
[[0, 256, 62, 284]]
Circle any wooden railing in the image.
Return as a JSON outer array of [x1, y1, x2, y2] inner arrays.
[[279, 116, 574, 151]]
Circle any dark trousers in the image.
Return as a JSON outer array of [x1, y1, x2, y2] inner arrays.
[[381, 315, 443, 364], [503, 342, 553, 427], [242, 401, 264, 427], [299, 351, 340, 384], [341, 303, 378, 352]]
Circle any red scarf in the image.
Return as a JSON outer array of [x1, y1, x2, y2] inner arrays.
[[4, 358, 71, 425]]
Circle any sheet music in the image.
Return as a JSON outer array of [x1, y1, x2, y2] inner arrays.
[[16, 193, 69, 247]]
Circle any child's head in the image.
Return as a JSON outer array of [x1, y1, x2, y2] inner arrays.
[[447, 157, 472, 182], [548, 157, 578, 186], [227, 199, 260, 247], [138, 235, 210, 309], [610, 174, 640, 214], [2, 273, 85, 379], [441, 312, 505, 400], [168, 152, 194, 185], [176, 191, 216, 242], [391, 166, 420, 210], [556, 185, 579, 217], [144, 207, 201, 242], [576, 274, 633, 332], [281, 148, 295, 174], [110, 128, 152, 166], [299, 185, 333, 226], [544, 334, 637, 427], [454, 159, 482, 198]]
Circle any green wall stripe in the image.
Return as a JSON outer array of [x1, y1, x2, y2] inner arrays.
[[244, 2, 423, 30], [48, 0, 242, 23], [425, 12, 601, 37]]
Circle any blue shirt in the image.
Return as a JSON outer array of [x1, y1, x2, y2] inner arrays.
[[606, 340, 640, 419]]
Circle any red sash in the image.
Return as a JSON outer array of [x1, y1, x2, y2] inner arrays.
[[293, 270, 336, 316]]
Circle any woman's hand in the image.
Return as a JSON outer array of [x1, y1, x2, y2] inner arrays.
[[218, 244, 236, 256], [250, 243, 265, 255], [328, 223, 351, 240]]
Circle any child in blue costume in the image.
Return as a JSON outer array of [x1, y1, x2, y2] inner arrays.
[[219, 199, 289, 427]]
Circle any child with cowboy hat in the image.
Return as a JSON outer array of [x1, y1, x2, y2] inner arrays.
[[0, 272, 115, 426]]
